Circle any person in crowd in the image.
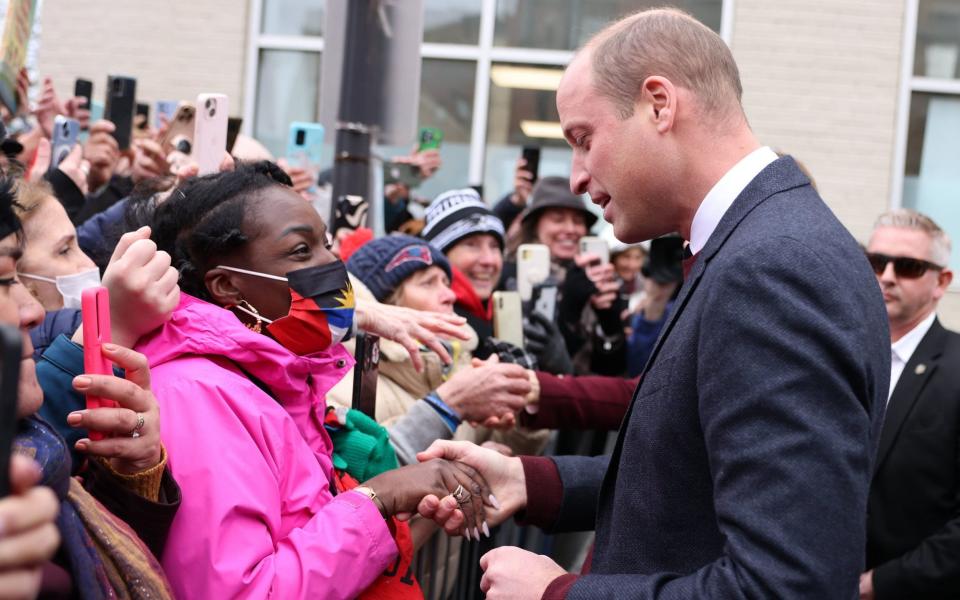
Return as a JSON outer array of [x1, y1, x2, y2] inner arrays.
[[0, 175, 178, 597], [330, 234, 545, 459], [415, 8, 889, 598], [383, 147, 443, 234], [626, 236, 683, 377], [862, 209, 960, 599], [604, 228, 646, 311], [492, 156, 536, 232], [124, 161, 493, 599]]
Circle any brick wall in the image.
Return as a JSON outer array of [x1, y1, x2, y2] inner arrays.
[[35, 0, 249, 116]]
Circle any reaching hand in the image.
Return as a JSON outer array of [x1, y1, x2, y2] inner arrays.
[[101, 226, 180, 348], [0, 455, 60, 599], [67, 343, 163, 474], [436, 360, 531, 423], [33, 77, 66, 139], [415, 440, 526, 530], [480, 547, 566, 599], [354, 300, 469, 372]]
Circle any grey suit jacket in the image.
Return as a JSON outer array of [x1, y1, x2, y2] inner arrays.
[[549, 157, 890, 598]]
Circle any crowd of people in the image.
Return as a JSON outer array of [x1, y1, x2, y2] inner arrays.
[[0, 6, 958, 600]]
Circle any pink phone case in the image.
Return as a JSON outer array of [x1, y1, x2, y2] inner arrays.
[[81, 287, 116, 440]]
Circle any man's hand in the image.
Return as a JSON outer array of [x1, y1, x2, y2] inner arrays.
[[354, 300, 469, 371], [480, 547, 567, 599], [101, 226, 180, 348], [415, 440, 527, 530], [83, 120, 121, 191], [436, 360, 531, 423], [859, 570, 874, 600], [0, 455, 61, 599]]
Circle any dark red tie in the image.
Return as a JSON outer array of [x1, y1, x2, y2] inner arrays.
[[682, 244, 698, 280]]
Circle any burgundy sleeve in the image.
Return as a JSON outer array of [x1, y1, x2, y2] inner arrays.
[[520, 373, 639, 431], [515, 455, 563, 529], [542, 574, 580, 599]]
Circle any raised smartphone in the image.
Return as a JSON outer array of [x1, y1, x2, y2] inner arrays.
[[81, 287, 116, 441], [154, 100, 178, 130], [227, 116, 243, 153], [134, 102, 150, 131], [48, 116, 80, 175], [159, 103, 195, 155], [193, 93, 228, 176], [418, 127, 443, 152], [0, 324, 22, 497], [286, 121, 325, 168], [383, 161, 422, 188], [74, 78, 92, 111], [530, 283, 559, 322], [516, 243, 551, 301], [493, 291, 524, 348], [103, 75, 136, 150], [521, 146, 541, 182], [579, 235, 609, 265], [351, 332, 380, 418]]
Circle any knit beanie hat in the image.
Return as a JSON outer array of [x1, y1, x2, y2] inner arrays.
[[421, 188, 505, 252], [346, 234, 451, 302]]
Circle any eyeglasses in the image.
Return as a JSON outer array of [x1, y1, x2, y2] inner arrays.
[[865, 252, 944, 279]]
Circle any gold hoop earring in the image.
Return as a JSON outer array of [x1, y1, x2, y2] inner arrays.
[[236, 299, 264, 334]]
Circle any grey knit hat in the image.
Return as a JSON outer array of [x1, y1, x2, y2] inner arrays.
[[520, 176, 598, 229], [421, 188, 505, 252]]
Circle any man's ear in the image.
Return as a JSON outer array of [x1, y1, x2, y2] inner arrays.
[[205, 267, 244, 307], [639, 76, 677, 134], [935, 268, 953, 300]]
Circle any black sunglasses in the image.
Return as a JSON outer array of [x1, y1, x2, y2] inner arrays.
[[865, 252, 944, 279]]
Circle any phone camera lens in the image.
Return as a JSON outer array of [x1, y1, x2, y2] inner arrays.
[[61, 122, 69, 135], [176, 139, 192, 154], [296, 130, 306, 145], [205, 98, 213, 110]]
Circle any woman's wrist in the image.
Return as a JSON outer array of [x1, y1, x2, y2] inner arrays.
[[352, 485, 389, 518]]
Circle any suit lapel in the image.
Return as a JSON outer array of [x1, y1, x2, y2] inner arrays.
[[873, 319, 946, 474]]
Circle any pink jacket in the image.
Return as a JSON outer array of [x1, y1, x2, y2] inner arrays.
[[137, 295, 396, 599]]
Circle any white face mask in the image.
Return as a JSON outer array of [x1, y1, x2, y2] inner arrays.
[[19, 268, 102, 309]]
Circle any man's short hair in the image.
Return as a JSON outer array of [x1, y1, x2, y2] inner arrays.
[[588, 8, 743, 119], [874, 209, 952, 267]]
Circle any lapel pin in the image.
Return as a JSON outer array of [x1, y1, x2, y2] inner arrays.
[[915, 364, 926, 375]]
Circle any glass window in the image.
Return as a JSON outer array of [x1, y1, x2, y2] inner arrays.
[[262, 0, 325, 36], [254, 49, 322, 158], [902, 92, 960, 268], [493, 0, 722, 50], [424, 0, 482, 45], [483, 63, 571, 204], [914, 0, 960, 79], [378, 58, 477, 202]]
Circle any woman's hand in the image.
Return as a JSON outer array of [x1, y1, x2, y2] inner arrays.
[[364, 458, 494, 540], [0, 455, 60, 599], [354, 300, 469, 372], [83, 120, 121, 192], [511, 158, 535, 207], [67, 343, 163, 474], [131, 138, 172, 184]]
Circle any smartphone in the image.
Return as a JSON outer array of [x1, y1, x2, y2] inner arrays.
[[134, 102, 150, 131], [418, 127, 443, 152], [493, 291, 524, 348], [159, 103, 195, 155], [286, 121, 325, 167], [81, 287, 116, 441], [0, 325, 22, 498], [351, 332, 380, 418], [193, 93, 228, 175], [226, 116, 243, 153], [154, 100, 178, 130], [48, 116, 80, 175], [383, 161, 422, 188], [74, 78, 92, 111], [516, 243, 551, 301], [579, 236, 610, 265], [530, 283, 559, 321], [521, 146, 541, 182], [103, 75, 137, 150]]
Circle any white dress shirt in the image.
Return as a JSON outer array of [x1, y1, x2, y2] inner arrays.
[[688, 146, 779, 254], [888, 311, 937, 402]]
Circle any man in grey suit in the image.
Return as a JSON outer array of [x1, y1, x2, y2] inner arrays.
[[414, 8, 890, 599]]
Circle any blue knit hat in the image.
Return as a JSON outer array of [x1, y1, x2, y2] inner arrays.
[[346, 234, 451, 302]]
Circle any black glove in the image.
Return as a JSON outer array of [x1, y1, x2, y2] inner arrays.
[[524, 311, 574, 375]]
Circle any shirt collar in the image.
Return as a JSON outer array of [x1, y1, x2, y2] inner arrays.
[[891, 311, 937, 364], [689, 146, 779, 254]]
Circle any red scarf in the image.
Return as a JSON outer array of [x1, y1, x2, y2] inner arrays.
[[450, 267, 493, 322]]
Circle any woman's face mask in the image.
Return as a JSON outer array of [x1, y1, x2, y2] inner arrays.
[[218, 261, 355, 355], [19, 268, 101, 310]]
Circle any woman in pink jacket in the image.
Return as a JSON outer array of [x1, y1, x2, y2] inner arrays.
[[133, 162, 493, 599]]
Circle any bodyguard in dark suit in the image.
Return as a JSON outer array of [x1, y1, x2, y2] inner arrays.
[[415, 8, 890, 599], [862, 211, 960, 599]]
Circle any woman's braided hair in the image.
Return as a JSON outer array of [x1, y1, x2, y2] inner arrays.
[[141, 160, 293, 301]]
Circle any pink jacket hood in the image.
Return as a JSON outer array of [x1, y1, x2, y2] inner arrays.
[[137, 295, 396, 599]]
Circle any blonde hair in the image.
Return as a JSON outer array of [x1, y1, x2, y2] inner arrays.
[[12, 180, 56, 226], [588, 8, 743, 120], [874, 209, 952, 267]]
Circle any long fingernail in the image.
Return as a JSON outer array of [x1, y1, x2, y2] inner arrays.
[[73, 375, 92, 389], [489, 494, 501, 510], [75, 439, 89, 451], [482, 522, 490, 538], [473, 527, 481, 540], [66, 411, 84, 426]]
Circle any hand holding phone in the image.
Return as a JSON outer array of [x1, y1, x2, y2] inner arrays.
[[193, 93, 228, 176], [81, 287, 116, 441], [103, 75, 137, 150], [521, 146, 541, 183], [493, 291, 524, 348], [579, 236, 610, 265], [516, 243, 551, 301]]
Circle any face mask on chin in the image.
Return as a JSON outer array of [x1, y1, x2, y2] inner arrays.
[[19, 268, 101, 309], [217, 261, 355, 355]]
